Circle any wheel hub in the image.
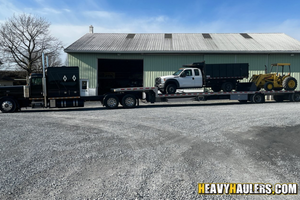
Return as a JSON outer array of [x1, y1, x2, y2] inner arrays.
[[125, 97, 135, 107], [2, 101, 13, 112], [288, 80, 295, 88], [107, 98, 117, 107]]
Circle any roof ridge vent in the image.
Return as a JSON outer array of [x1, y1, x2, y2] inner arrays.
[[202, 33, 212, 39], [165, 33, 172, 39], [126, 34, 135, 39], [240, 33, 252, 39]]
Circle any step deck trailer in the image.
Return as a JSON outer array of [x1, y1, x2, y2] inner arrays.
[[102, 87, 300, 108]]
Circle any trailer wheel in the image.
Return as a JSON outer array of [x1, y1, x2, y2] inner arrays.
[[104, 95, 119, 109], [289, 93, 300, 102], [264, 82, 274, 91], [122, 94, 136, 108], [221, 82, 233, 92], [283, 77, 297, 90], [252, 93, 265, 103], [166, 84, 177, 94], [0, 98, 16, 113]]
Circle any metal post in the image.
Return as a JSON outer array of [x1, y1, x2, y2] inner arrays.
[[46, 56, 49, 67], [42, 53, 47, 107]]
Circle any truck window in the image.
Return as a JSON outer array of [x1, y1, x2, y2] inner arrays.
[[185, 69, 192, 76], [173, 69, 183, 76], [82, 81, 87, 89], [31, 77, 42, 86], [194, 69, 200, 76]]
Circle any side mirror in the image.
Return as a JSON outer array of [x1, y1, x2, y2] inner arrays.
[[180, 72, 186, 77]]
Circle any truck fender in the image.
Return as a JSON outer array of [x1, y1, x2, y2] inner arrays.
[[165, 79, 180, 88]]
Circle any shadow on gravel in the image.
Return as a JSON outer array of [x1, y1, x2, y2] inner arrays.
[[17, 106, 104, 113], [135, 100, 282, 109], [10, 100, 289, 113], [232, 124, 300, 180]]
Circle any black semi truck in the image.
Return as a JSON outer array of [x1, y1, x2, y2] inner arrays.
[[0, 67, 86, 112]]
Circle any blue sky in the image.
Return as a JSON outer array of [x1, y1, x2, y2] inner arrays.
[[1, 0, 300, 59]]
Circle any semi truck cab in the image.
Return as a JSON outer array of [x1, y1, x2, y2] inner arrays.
[[0, 67, 84, 113]]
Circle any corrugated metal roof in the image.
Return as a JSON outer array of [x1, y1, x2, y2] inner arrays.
[[64, 33, 300, 53]]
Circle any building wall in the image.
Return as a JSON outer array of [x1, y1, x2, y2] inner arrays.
[[68, 53, 300, 94], [0, 80, 14, 86]]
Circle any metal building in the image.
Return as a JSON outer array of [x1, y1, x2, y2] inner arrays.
[[64, 31, 300, 96]]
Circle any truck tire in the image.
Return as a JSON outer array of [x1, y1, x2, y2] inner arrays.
[[264, 82, 274, 91], [103, 95, 119, 109], [221, 82, 233, 92], [211, 85, 221, 92], [251, 93, 265, 103], [166, 84, 177, 94], [283, 77, 297, 90], [289, 93, 300, 102], [0, 98, 16, 113], [122, 94, 136, 108]]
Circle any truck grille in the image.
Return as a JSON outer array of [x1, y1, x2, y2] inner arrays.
[[155, 77, 161, 85]]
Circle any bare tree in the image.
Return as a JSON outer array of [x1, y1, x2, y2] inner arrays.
[[0, 13, 63, 75]]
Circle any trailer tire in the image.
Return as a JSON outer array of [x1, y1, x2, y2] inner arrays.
[[283, 77, 297, 91], [264, 82, 274, 91], [166, 84, 177, 94], [252, 93, 265, 103], [221, 82, 234, 92], [0, 98, 17, 113], [289, 93, 300, 102], [103, 95, 119, 109], [122, 94, 136, 108]]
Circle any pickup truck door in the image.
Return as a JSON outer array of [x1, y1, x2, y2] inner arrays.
[[193, 69, 203, 87], [179, 69, 194, 87]]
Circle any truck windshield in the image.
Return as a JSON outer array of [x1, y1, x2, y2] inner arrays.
[[173, 69, 183, 76]]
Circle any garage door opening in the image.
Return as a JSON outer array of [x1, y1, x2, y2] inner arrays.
[[98, 59, 143, 95]]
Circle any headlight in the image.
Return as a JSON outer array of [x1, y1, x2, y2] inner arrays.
[[155, 77, 161, 84]]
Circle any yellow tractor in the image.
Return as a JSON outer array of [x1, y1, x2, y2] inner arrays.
[[250, 63, 297, 91]]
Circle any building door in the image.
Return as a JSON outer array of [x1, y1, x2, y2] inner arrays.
[[80, 79, 89, 96], [98, 59, 143, 95]]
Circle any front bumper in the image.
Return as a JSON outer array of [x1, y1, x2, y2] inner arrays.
[[155, 83, 165, 90]]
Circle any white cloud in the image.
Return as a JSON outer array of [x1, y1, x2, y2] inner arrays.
[[83, 10, 120, 19], [63, 9, 71, 13]]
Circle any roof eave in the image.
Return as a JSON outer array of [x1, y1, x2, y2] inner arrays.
[[64, 49, 300, 54]]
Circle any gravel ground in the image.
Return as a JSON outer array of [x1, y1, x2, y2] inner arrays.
[[0, 100, 300, 199]]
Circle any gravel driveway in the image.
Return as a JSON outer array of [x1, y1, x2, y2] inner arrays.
[[0, 100, 299, 199]]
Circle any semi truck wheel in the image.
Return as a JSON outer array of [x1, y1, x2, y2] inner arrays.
[[283, 77, 297, 90], [166, 84, 177, 94], [122, 94, 136, 108], [0, 98, 16, 113], [103, 95, 119, 109], [221, 82, 233, 92]]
